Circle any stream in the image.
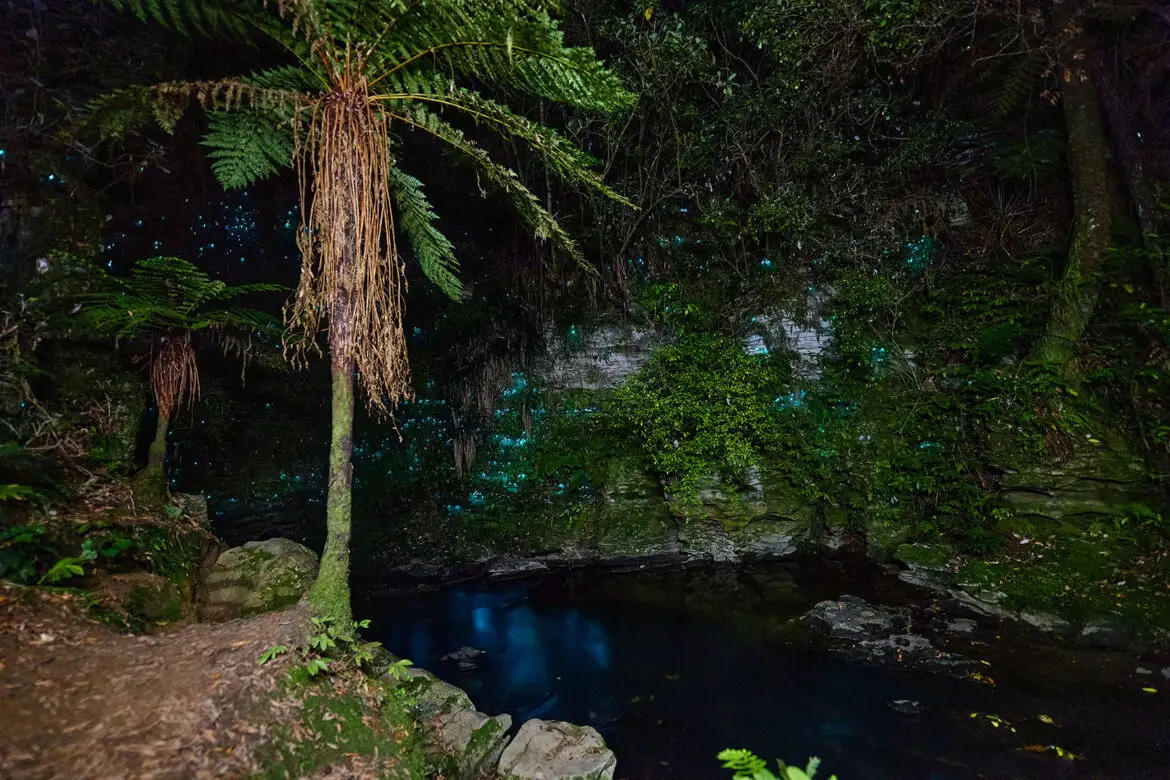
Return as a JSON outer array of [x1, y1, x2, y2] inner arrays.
[[357, 557, 1170, 779]]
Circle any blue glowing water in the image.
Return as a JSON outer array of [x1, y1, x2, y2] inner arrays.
[[359, 562, 1170, 780]]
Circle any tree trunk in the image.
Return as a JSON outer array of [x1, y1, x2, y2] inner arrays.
[[309, 339, 356, 627], [147, 408, 169, 474], [1031, 3, 1116, 374], [308, 129, 359, 626]]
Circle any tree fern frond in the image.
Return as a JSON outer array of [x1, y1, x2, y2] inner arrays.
[[376, 74, 631, 206], [102, 0, 262, 40], [86, 79, 304, 140], [992, 46, 1047, 117], [78, 257, 282, 343], [388, 166, 462, 300], [390, 104, 584, 265], [364, 1, 634, 112], [203, 108, 297, 190]]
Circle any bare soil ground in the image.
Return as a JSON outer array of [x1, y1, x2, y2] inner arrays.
[[0, 582, 310, 779]]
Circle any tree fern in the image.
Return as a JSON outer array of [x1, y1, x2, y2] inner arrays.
[[388, 166, 462, 300], [203, 108, 295, 190], [95, 0, 635, 627], [79, 256, 283, 342]]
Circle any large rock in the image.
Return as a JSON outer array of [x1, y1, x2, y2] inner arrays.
[[404, 668, 512, 780], [804, 595, 903, 640], [995, 440, 1150, 523], [537, 326, 661, 391], [498, 719, 616, 780], [198, 537, 317, 621]]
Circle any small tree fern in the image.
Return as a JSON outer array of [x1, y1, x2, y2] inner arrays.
[[91, 0, 634, 625], [77, 256, 282, 486]]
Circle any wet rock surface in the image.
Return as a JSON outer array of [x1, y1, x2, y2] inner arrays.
[[802, 595, 971, 670], [497, 719, 617, 780]]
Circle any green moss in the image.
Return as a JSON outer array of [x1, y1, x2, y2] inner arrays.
[[127, 582, 184, 623], [253, 678, 427, 779], [956, 532, 1170, 640], [894, 542, 954, 570]]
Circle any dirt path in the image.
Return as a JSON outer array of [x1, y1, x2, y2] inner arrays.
[[0, 583, 309, 779]]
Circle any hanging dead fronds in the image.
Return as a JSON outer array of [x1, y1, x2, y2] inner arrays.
[[150, 335, 200, 419], [285, 69, 412, 417]]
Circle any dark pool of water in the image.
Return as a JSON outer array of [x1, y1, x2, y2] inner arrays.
[[357, 558, 1170, 779]]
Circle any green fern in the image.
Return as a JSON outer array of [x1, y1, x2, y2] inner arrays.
[[93, 0, 635, 294], [77, 256, 283, 343], [717, 750, 838, 780], [203, 108, 295, 190], [388, 166, 462, 300]]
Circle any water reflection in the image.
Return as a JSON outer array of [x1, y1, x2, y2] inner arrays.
[[358, 563, 1170, 780]]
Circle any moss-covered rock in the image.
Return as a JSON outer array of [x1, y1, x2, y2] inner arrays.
[[199, 538, 318, 621], [497, 719, 616, 780], [91, 571, 190, 631], [994, 439, 1152, 523], [397, 667, 513, 780]]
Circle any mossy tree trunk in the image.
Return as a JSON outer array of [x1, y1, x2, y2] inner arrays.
[[147, 408, 169, 473], [1030, 3, 1117, 374], [308, 142, 359, 628], [309, 333, 356, 627]]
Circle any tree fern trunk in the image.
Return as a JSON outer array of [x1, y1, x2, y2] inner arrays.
[[310, 336, 356, 627], [308, 130, 359, 626], [1031, 3, 1116, 374], [147, 408, 169, 474]]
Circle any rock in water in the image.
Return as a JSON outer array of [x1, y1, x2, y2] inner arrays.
[[198, 538, 317, 621], [402, 668, 512, 780], [804, 595, 901, 639], [498, 719, 616, 780], [887, 699, 924, 716], [442, 646, 487, 670]]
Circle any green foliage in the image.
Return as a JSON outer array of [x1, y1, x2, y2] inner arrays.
[[718, 749, 838, 780], [97, 0, 636, 286], [202, 107, 295, 190], [616, 334, 781, 501], [258, 644, 290, 665], [0, 525, 55, 584], [77, 256, 282, 343], [39, 540, 98, 584], [284, 616, 390, 681], [387, 166, 461, 300]]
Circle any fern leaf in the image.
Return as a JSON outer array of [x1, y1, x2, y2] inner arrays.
[[202, 108, 296, 190], [387, 166, 462, 300], [389, 104, 584, 266]]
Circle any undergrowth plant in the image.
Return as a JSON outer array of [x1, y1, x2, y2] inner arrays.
[[259, 616, 408, 683], [718, 749, 838, 780]]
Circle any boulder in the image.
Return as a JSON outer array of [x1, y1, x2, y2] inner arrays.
[[887, 699, 924, 716], [198, 537, 317, 621], [404, 668, 513, 780], [498, 719, 616, 780], [858, 633, 939, 664], [804, 595, 902, 640], [1017, 610, 1072, 637], [944, 618, 978, 637], [1076, 618, 1130, 649], [434, 708, 513, 780]]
